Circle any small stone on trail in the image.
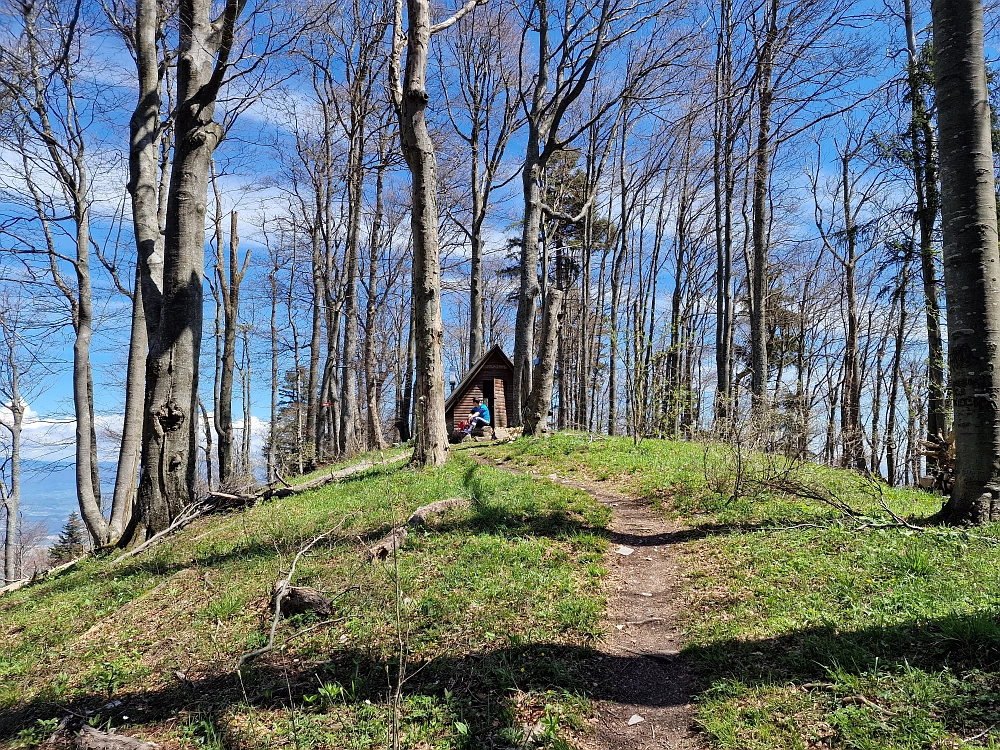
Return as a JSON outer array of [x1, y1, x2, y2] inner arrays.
[[616, 545, 634, 556], [640, 592, 652, 597], [628, 714, 645, 726], [616, 624, 624, 630]]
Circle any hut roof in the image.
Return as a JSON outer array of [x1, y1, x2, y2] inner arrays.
[[444, 344, 514, 413]]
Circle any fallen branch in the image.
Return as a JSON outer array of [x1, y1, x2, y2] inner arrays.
[[406, 497, 468, 527], [368, 526, 408, 560], [756, 473, 1000, 544], [0, 554, 87, 597], [111, 501, 210, 565], [73, 725, 159, 750], [237, 518, 355, 669], [263, 454, 408, 500], [367, 497, 470, 560]]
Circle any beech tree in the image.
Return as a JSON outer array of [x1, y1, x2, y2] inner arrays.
[[0, 0, 128, 546], [932, 0, 1000, 524], [136, 0, 247, 534], [389, 0, 485, 466]]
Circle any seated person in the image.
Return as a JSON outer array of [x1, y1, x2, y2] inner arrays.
[[463, 398, 491, 434]]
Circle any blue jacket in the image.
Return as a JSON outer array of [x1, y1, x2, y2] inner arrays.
[[472, 403, 491, 423]]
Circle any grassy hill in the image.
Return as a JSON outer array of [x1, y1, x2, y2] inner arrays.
[[1, 451, 608, 749], [3, 434, 1000, 749], [484, 434, 1000, 749]]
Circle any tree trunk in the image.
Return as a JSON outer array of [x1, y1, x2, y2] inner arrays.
[[904, 0, 947, 444], [713, 0, 735, 426], [268, 258, 280, 483], [469, 118, 485, 368], [109, 266, 146, 541], [749, 0, 778, 416], [886, 257, 909, 486], [394, 0, 450, 466], [364, 159, 388, 451], [340, 130, 363, 458], [2, 372, 22, 584], [398, 309, 415, 442], [933, 0, 1000, 524], [215, 210, 241, 487], [513, 155, 544, 425], [306, 221, 324, 465], [524, 288, 565, 436], [139, 0, 240, 534]]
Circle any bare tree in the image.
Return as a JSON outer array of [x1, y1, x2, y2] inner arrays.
[[438, 4, 522, 368], [389, 0, 485, 466], [0, 0, 124, 546], [0, 292, 50, 584], [932, 0, 1000, 524], [137, 0, 246, 534]]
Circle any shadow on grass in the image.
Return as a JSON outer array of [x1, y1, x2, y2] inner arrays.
[[0, 642, 680, 743], [5, 611, 999, 743], [685, 608, 1000, 687]]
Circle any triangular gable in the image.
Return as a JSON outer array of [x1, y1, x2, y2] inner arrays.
[[444, 344, 514, 413]]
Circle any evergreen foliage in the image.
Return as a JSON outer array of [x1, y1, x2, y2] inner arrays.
[[47, 511, 85, 566]]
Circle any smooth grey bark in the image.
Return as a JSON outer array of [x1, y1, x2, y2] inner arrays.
[[932, 0, 1000, 524], [199, 398, 213, 488], [393, 0, 449, 465], [390, 0, 482, 465], [339, 129, 363, 458], [903, 0, 947, 445], [305, 221, 324, 464], [364, 152, 389, 451], [213, 208, 249, 487], [398, 308, 415, 442], [109, 267, 146, 541], [139, 0, 243, 534], [886, 256, 910, 486], [5, 0, 109, 545], [523, 288, 565, 437], [713, 0, 736, 425], [120, 0, 166, 545], [749, 0, 777, 416], [268, 243, 280, 483], [0, 324, 23, 584]]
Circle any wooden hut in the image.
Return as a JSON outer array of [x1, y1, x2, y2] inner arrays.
[[445, 345, 515, 435]]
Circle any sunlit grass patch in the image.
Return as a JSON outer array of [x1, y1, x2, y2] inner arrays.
[[0, 453, 607, 748], [485, 432, 1000, 748]]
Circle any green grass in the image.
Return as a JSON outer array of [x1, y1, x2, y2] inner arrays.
[[0, 453, 609, 749], [8, 432, 1000, 749], [277, 446, 410, 486], [481, 432, 1000, 749]]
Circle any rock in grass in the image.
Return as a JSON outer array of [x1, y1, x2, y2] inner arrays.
[[74, 726, 159, 750], [277, 585, 332, 618]]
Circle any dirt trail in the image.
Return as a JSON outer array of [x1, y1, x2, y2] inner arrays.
[[485, 455, 703, 749], [567, 476, 701, 750]]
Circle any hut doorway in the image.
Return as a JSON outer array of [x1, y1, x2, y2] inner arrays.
[[482, 379, 495, 425]]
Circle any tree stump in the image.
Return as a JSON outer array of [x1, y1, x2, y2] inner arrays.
[[275, 585, 332, 618]]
